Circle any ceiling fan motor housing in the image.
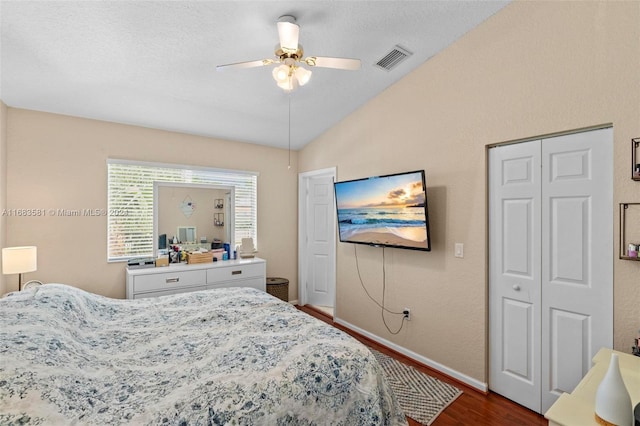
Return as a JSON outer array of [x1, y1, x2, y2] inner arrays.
[[276, 45, 304, 62], [278, 15, 297, 24]]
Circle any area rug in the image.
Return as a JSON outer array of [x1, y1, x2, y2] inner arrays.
[[370, 349, 462, 425]]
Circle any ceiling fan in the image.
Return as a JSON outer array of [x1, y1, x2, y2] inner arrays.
[[216, 15, 361, 92]]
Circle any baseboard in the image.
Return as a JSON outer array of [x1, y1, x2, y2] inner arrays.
[[334, 316, 488, 393], [288, 299, 298, 305]]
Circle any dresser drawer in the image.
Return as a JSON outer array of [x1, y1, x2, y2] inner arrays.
[[133, 285, 208, 299], [133, 269, 207, 294], [206, 262, 264, 284], [208, 277, 266, 292]]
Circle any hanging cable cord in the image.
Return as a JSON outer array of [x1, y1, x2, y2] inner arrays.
[[354, 245, 406, 334], [287, 94, 291, 170]]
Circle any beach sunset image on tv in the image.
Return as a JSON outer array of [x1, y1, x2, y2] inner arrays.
[[334, 170, 430, 251]]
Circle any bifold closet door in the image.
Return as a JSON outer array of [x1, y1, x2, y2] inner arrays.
[[489, 128, 613, 413], [539, 129, 613, 411], [489, 140, 542, 412]]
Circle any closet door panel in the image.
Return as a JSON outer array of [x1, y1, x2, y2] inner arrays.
[[489, 140, 542, 413], [549, 308, 590, 394], [541, 128, 613, 412], [549, 196, 589, 284]]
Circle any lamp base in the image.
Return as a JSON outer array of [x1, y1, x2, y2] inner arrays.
[[18, 274, 41, 291], [595, 413, 617, 426]]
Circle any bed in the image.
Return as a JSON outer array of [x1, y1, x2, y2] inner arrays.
[[0, 284, 407, 425]]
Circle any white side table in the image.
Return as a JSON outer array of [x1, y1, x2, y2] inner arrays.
[[544, 348, 639, 425]]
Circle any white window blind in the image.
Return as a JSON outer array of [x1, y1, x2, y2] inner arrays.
[[107, 160, 257, 261]]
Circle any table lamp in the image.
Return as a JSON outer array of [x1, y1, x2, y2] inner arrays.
[[2, 246, 37, 291]]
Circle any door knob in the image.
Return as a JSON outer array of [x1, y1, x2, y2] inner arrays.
[[513, 284, 521, 291]]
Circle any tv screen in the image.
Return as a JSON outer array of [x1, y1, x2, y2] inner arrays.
[[334, 170, 431, 251]]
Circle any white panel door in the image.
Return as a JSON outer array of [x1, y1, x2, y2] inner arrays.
[[305, 174, 336, 307], [489, 140, 542, 412], [489, 128, 613, 414], [540, 128, 613, 412]]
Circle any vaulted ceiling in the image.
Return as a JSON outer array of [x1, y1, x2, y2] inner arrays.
[[0, 1, 509, 150]]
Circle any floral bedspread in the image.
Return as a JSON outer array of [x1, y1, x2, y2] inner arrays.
[[0, 284, 406, 425]]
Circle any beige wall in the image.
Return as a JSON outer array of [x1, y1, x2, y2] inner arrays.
[[5, 109, 299, 300], [158, 185, 228, 245], [0, 101, 7, 294], [300, 1, 640, 384]]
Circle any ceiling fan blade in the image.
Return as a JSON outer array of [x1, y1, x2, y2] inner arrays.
[[304, 56, 361, 71], [277, 20, 299, 52], [216, 59, 274, 71]]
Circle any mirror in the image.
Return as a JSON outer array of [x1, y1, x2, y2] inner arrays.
[[153, 182, 235, 254], [177, 226, 197, 243]]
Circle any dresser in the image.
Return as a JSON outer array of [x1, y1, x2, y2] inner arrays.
[[126, 257, 266, 299], [544, 348, 640, 426]]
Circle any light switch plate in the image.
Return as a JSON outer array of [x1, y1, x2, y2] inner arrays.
[[454, 243, 464, 258]]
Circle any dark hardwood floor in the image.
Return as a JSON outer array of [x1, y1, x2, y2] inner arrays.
[[297, 305, 548, 426]]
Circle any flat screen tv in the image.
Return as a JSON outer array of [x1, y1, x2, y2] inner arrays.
[[334, 170, 431, 251]]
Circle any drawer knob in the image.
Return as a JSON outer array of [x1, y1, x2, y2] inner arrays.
[[166, 277, 180, 283], [232, 270, 242, 275]]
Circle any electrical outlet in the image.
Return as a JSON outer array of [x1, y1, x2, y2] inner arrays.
[[403, 308, 411, 321]]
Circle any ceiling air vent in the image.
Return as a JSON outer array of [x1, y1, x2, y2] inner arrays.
[[374, 45, 413, 71]]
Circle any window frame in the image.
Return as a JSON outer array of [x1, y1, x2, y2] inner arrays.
[[107, 159, 258, 262]]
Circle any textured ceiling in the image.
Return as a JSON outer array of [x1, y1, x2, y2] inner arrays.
[[0, 1, 509, 150]]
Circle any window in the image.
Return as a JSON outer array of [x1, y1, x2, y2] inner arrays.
[[107, 159, 257, 261]]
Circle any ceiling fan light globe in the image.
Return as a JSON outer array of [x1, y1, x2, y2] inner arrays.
[[277, 78, 295, 92], [272, 65, 290, 83], [294, 66, 312, 86]]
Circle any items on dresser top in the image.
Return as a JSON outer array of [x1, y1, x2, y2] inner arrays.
[[127, 257, 156, 269], [238, 237, 257, 258], [159, 239, 232, 266]]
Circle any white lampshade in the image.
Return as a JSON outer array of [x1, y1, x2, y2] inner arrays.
[[2, 246, 37, 275], [277, 76, 297, 92], [272, 64, 290, 84], [294, 66, 312, 86]]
